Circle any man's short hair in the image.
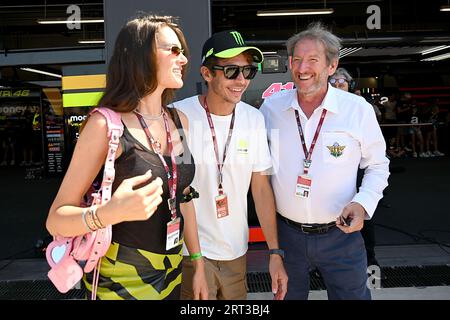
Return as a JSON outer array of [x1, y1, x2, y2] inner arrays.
[[286, 22, 341, 66]]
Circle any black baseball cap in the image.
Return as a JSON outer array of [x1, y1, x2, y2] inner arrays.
[[201, 30, 264, 65]]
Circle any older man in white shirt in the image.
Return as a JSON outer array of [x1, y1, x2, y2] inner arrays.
[[260, 22, 390, 300]]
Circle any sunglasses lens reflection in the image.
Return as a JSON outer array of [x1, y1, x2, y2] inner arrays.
[[223, 66, 257, 79], [224, 67, 240, 79], [330, 78, 347, 85], [243, 66, 257, 79], [170, 46, 184, 56]]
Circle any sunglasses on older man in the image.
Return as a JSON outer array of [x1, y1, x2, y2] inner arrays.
[[212, 65, 258, 80]]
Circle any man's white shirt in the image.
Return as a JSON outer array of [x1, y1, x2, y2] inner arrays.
[[259, 85, 390, 224]]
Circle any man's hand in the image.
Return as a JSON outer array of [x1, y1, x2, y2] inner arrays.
[[336, 202, 367, 233], [269, 255, 288, 300], [192, 259, 209, 300]]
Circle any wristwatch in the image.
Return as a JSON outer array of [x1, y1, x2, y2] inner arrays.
[[268, 248, 285, 259]]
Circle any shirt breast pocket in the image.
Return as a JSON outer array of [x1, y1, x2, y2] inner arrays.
[[321, 132, 359, 165], [232, 134, 252, 166]]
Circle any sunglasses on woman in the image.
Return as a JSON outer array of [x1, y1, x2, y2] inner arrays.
[[159, 45, 184, 56], [329, 78, 348, 85], [212, 65, 258, 80]]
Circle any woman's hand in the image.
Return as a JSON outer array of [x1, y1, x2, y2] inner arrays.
[[102, 170, 164, 224]]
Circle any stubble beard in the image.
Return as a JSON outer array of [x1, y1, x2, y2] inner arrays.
[[295, 70, 329, 97]]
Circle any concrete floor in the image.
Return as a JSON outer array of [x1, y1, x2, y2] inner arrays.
[[246, 243, 450, 300], [248, 286, 450, 300], [1, 243, 449, 300]]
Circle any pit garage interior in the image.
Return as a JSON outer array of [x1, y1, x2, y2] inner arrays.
[[0, 0, 449, 299]]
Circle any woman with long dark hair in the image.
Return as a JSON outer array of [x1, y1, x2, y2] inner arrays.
[[46, 14, 207, 300]]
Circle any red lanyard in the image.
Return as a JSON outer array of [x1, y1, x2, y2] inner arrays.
[[294, 108, 327, 174], [203, 98, 235, 194], [135, 110, 178, 220]]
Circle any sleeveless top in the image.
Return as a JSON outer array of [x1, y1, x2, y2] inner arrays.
[[111, 108, 195, 254]]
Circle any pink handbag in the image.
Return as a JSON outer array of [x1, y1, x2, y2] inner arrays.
[[46, 107, 123, 299]]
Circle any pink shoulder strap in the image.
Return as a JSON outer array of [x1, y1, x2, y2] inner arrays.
[[90, 107, 123, 139], [89, 107, 123, 204], [85, 107, 123, 298]]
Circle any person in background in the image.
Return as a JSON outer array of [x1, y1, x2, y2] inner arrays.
[[46, 14, 208, 300], [424, 98, 445, 157], [260, 22, 390, 300], [0, 119, 16, 166], [372, 96, 383, 123], [19, 109, 34, 166], [328, 67, 353, 92], [396, 93, 413, 154], [382, 94, 398, 146], [409, 103, 428, 158], [173, 30, 288, 300]]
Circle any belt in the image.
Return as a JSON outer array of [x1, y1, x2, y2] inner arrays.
[[277, 213, 336, 234]]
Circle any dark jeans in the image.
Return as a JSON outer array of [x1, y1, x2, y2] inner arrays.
[[361, 219, 377, 265], [357, 168, 378, 265], [278, 215, 371, 300]]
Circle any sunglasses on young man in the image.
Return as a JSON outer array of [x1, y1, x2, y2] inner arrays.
[[212, 65, 258, 80], [329, 78, 348, 85], [159, 45, 184, 56]]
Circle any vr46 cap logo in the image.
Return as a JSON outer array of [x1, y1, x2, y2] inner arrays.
[[230, 31, 245, 45]]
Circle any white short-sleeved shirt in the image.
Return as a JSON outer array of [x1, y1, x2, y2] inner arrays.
[[173, 96, 272, 260], [259, 85, 390, 224]]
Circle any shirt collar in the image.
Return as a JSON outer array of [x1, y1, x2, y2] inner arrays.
[[285, 84, 340, 114]]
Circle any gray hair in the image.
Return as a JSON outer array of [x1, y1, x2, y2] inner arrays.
[[286, 22, 341, 66], [332, 68, 353, 81]]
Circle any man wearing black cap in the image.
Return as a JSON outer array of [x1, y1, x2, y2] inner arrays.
[[173, 30, 288, 300]]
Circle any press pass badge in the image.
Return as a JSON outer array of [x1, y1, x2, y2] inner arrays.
[[295, 174, 312, 198], [166, 217, 181, 250], [215, 193, 229, 219]]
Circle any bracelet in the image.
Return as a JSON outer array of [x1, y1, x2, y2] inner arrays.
[[81, 208, 93, 232], [190, 252, 202, 261], [181, 186, 200, 203], [91, 205, 105, 229], [83, 207, 98, 231]]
